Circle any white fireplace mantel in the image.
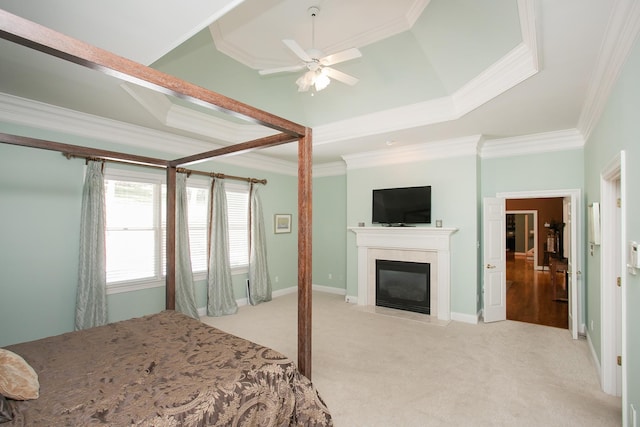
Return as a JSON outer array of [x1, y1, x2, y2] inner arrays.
[[349, 226, 457, 321]]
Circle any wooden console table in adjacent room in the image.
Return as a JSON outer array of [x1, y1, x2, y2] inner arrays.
[[549, 257, 568, 302]]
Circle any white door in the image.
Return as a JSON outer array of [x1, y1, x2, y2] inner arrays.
[[483, 197, 506, 322], [564, 198, 578, 339]]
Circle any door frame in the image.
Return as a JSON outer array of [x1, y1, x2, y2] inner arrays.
[[600, 151, 626, 407], [497, 189, 582, 339]]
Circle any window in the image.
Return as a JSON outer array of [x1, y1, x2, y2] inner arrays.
[[104, 169, 250, 291], [105, 174, 161, 284], [226, 183, 250, 268]]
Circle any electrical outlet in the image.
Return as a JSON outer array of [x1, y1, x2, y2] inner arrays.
[[328, 273, 332, 280], [275, 276, 279, 283], [590, 320, 594, 331]]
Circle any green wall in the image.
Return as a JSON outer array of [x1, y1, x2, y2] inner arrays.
[[584, 34, 640, 414], [481, 149, 584, 197], [0, 124, 299, 347], [345, 155, 479, 317], [0, 144, 82, 346], [480, 148, 585, 318], [312, 174, 347, 290]]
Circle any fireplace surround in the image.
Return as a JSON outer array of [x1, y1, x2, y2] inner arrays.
[[349, 226, 457, 321]]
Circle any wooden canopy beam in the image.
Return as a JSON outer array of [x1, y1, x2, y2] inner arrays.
[[0, 9, 314, 379], [170, 133, 297, 167], [0, 9, 306, 137], [0, 132, 169, 167]]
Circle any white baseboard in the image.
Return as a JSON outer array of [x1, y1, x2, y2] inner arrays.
[[272, 286, 297, 298], [580, 323, 586, 335], [197, 285, 345, 316], [312, 284, 347, 295], [451, 310, 481, 324], [586, 330, 602, 385]]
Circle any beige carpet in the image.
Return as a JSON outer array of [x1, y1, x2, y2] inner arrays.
[[202, 291, 621, 426]]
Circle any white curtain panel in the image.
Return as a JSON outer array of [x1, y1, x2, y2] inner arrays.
[[175, 173, 199, 319], [75, 160, 107, 330], [206, 178, 237, 316], [248, 184, 272, 305]]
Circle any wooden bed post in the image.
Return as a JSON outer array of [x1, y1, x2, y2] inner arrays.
[[298, 128, 313, 379], [166, 166, 177, 310], [0, 10, 314, 357]]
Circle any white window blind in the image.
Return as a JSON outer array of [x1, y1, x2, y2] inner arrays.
[[104, 170, 250, 287], [185, 185, 209, 272], [159, 184, 209, 276], [105, 177, 161, 283], [226, 183, 250, 268]]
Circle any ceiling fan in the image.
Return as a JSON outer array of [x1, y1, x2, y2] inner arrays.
[[258, 6, 362, 93]]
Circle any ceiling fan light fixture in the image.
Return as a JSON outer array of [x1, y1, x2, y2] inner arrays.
[[296, 70, 315, 92], [314, 70, 331, 91], [262, 5, 360, 93], [295, 69, 331, 92]]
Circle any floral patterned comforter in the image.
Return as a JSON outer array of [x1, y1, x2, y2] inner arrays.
[[5, 311, 332, 426]]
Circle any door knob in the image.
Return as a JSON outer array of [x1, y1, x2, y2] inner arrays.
[[486, 264, 496, 269]]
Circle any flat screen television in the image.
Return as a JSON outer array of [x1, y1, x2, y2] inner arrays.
[[372, 186, 431, 226]]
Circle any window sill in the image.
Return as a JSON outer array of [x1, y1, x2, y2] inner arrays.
[[106, 279, 164, 295], [106, 267, 249, 295]]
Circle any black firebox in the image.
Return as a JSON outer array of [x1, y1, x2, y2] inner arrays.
[[375, 259, 430, 315]]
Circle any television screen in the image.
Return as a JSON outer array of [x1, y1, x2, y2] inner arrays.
[[372, 186, 431, 225]]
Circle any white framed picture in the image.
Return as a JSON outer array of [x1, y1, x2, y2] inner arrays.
[[274, 214, 292, 234]]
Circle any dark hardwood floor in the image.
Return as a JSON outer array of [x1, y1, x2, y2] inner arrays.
[[506, 253, 568, 329]]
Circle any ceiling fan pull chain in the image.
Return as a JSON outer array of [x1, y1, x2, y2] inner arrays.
[[311, 8, 316, 49]]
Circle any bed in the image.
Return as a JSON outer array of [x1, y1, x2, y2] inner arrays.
[[0, 8, 323, 424], [2, 310, 332, 426]]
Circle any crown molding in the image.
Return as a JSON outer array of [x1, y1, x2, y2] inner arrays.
[[134, 1, 539, 152], [480, 128, 584, 159], [208, 24, 272, 70], [220, 151, 298, 176], [453, 0, 539, 115], [323, 0, 431, 54], [342, 135, 482, 170], [0, 92, 214, 155], [121, 83, 278, 143], [518, 0, 540, 69], [407, 0, 431, 28], [316, 38, 537, 147], [577, 0, 640, 141], [452, 42, 537, 116], [210, 1, 432, 69], [315, 1, 538, 147], [0, 92, 299, 175], [313, 161, 346, 177], [314, 96, 455, 146]]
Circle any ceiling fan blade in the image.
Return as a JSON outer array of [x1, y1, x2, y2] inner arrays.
[[320, 48, 362, 66], [258, 64, 305, 75], [323, 67, 359, 86], [282, 39, 312, 62]]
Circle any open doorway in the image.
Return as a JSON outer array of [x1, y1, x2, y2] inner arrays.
[[505, 198, 569, 329], [485, 189, 581, 338]]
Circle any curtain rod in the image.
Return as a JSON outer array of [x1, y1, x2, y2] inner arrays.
[[63, 153, 267, 185], [176, 168, 267, 185], [63, 153, 166, 169]]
